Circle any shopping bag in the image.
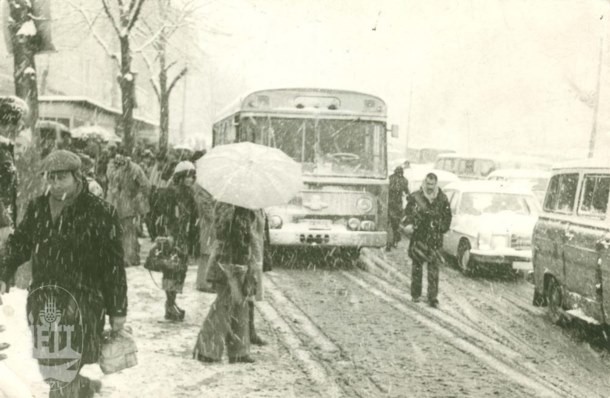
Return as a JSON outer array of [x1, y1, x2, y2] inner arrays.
[[144, 237, 184, 273], [99, 328, 138, 375]]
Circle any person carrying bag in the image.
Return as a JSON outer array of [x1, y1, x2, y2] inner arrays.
[[193, 202, 257, 364]]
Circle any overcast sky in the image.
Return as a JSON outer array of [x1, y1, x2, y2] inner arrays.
[[197, 0, 610, 160]]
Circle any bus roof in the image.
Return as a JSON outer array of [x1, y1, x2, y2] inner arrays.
[[215, 88, 387, 121]]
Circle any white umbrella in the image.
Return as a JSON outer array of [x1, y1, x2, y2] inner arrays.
[[196, 142, 301, 209]]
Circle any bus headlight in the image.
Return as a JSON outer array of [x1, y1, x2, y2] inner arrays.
[[269, 215, 283, 229], [348, 218, 360, 230], [356, 197, 373, 213], [360, 220, 376, 231]]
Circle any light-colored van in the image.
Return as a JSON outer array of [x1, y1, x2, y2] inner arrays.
[[532, 159, 610, 326]]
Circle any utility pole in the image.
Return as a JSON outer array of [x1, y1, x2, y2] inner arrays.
[[405, 81, 413, 156], [180, 71, 188, 142], [588, 37, 604, 158]]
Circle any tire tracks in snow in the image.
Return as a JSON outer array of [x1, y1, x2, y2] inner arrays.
[[257, 272, 380, 398], [358, 249, 601, 397], [363, 248, 610, 376]]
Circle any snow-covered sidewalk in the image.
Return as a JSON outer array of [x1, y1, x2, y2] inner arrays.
[[0, 241, 314, 398]]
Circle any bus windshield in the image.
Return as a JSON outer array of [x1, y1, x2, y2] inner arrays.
[[240, 116, 387, 178]]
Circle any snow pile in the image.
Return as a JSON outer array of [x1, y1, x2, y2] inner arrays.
[[0, 239, 310, 397]]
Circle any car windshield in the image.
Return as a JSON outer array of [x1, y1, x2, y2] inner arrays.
[[458, 192, 537, 216], [240, 116, 387, 178]]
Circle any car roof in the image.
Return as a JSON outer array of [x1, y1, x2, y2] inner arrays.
[[443, 180, 535, 195], [404, 168, 459, 180], [487, 168, 551, 179], [552, 157, 610, 171]]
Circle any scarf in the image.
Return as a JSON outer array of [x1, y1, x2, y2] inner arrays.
[[421, 185, 439, 202]]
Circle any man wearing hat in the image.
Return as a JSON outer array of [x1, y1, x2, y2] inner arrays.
[[387, 165, 410, 251], [0, 149, 128, 397]]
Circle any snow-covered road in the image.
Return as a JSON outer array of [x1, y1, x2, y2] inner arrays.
[[2, 238, 610, 397]]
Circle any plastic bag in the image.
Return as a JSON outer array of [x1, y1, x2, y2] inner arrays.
[[99, 328, 138, 375]]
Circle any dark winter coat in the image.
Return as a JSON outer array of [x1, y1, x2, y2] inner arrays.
[[405, 188, 452, 251], [0, 184, 128, 364], [150, 182, 199, 281], [151, 183, 199, 253], [388, 172, 409, 219]]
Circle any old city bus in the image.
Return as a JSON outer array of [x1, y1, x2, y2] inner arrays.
[[212, 88, 394, 251]]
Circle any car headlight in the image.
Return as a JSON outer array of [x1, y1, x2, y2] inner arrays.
[[269, 215, 283, 229], [348, 217, 360, 230], [477, 232, 492, 250], [356, 197, 373, 213]]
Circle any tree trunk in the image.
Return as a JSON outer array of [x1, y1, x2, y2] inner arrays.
[[158, 34, 169, 158], [8, 1, 39, 145], [119, 35, 135, 154]]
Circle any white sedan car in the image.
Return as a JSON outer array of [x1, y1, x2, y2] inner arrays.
[[442, 181, 540, 274]]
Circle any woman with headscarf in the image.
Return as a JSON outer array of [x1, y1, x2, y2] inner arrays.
[[152, 161, 199, 321]]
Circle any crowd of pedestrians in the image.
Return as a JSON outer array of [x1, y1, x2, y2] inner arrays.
[[0, 97, 269, 397]]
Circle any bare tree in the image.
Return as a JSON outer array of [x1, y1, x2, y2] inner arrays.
[[5, 0, 53, 140], [139, 0, 197, 157], [93, 0, 148, 154]]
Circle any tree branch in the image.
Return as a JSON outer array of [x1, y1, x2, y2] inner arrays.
[[140, 51, 161, 103], [68, 0, 120, 67], [165, 60, 177, 72], [133, 26, 165, 53], [167, 67, 188, 95], [101, 0, 121, 36], [150, 77, 161, 102], [127, 0, 147, 32]]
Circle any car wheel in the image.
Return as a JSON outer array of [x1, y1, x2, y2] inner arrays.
[[457, 240, 473, 275], [546, 277, 564, 324]]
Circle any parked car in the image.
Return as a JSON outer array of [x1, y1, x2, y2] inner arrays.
[[442, 180, 540, 274], [532, 159, 610, 327], [487, 169, 550, 203]]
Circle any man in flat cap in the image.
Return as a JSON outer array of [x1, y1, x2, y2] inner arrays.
[[0, 149, 128, 397]]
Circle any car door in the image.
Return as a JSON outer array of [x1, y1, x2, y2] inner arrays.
[[533, 172, 579, 289], [567, 172, 610, 322], [443, 189, 460, 255]]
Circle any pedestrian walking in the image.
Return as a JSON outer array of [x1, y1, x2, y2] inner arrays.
[[248, 209, 267, 346], [193, 202, 258, 364], [192, 142, 302, 364], [106, 151, 151, 266], [387, 166, 409, 251], [151, 161, 199, 321], [0, 149, 128, 397], [404, 172, 452, 308]]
